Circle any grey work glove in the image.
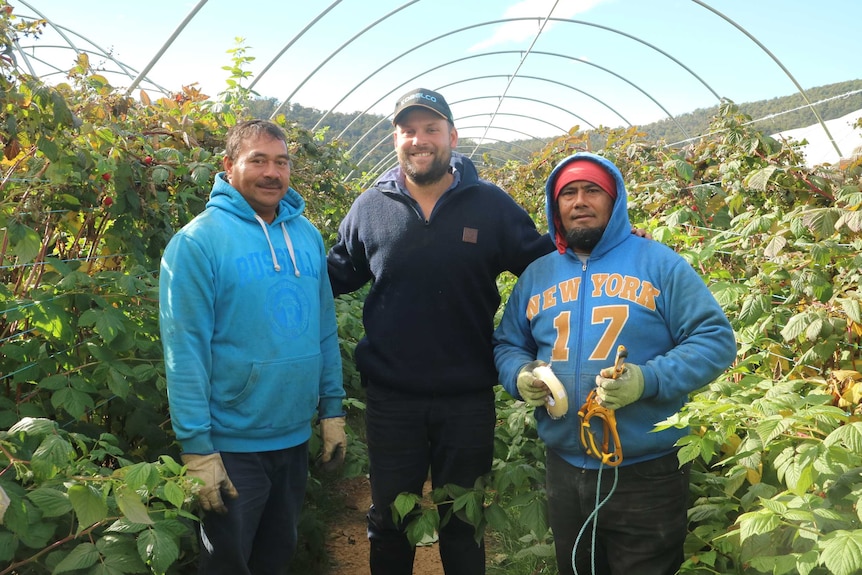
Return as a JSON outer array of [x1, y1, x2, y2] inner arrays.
[[595, 364, 645, 410], [516, 360, 550, 406], [320, 416, 347, 470], [181, 453, 238, 514]]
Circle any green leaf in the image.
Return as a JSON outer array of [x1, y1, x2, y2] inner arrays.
[[137, 526, 180, 574], [32, 434, 76, 480], [755, 416, 792, 447], [8, 416, 58, 436], [53, 542, 99, 574], [404, 509, 439, 548], [519, 493, 548, 537], [840, 297, 862, 324], [0, 531, 18, 563], [483, 501, 509, 532], [162, 481, 186, 509], [710, 282, 748, 309], [6, 221, 41, 265], [80, 307, 127, 345], [821, 530, 862, 575], [68, 484, 108, 532], [51, 387, 95, 419], [763, 235, 787, 258], [120, 462, 159, 491], [27, 487, 72, 517], [801, 208, 841, 239], [738, 509, 779, 542], [739, 293, 772, 326], [781, 311, 812, 342], [744, 166, 780, 191], [96, 534, 149, 572], [392, 492, 420, 523], [115, 487, 154, 525], [824, 422, 862, 452]]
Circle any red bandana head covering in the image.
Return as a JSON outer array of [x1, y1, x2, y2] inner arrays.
[[551, 160, 617, 254], [553, 160, 617, 201]]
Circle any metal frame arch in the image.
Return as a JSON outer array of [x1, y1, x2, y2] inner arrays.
[[436, 75, 633, 128], [250, 0, 345, 97], [692, 0, 842, 157], [453, 95, 596, 131], [456, 113, 570, 138], [264, 1, 420, 118], [337, 50, 686, 159], [455, 121, 547, 144], [10, 44, 170, 94], [13, 6, 161, 92], [312, 16, 719, 135], [126, 0, 208, 95]]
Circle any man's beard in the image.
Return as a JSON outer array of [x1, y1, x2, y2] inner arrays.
[[400, 150, 451, 186], [565, 225, 606, 252]]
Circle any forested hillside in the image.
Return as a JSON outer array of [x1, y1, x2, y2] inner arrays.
[[253, 79, 862, 175]]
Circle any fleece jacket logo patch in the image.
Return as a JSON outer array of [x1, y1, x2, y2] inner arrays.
[[462, 227, 478, 244]]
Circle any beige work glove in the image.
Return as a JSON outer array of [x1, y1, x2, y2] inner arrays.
[[320, 417, 347, 470], [181, 453, 238, 514], [516, 360, 550, 406], [0, 485, 9, 524]]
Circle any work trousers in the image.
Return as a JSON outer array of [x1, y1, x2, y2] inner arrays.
[[365, 384, 495, 575], [196, 445, 309, 575], [546, 449, 690, 575]]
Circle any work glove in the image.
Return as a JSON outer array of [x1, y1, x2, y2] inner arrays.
[[181, 453, 238, 514], [0, 485, 9, 524], [320, 416, 347, 471], [516, 360, 550, 406], [595, 364, 644, 410]]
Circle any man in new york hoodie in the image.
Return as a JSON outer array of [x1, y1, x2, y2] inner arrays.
[[494, 153, 737, 575], [159, 120, 345, 575]]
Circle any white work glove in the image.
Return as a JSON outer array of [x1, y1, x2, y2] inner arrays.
[[516, 360, 550, 406], [181, 453, 238, 514], [595, 364, 645, 410], [320, 417, 347, 470]]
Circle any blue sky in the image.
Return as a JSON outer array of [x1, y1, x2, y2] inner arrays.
[[12, 0, 862, 145]]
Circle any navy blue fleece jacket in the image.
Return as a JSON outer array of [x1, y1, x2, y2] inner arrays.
[[327, 152, 554, 395]]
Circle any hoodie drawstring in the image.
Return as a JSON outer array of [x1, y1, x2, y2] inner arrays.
[[280, 222, 301, 277], [254, 215, 301, 277]]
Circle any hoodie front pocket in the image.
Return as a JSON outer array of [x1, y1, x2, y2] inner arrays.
[[217, 354, 321, 432]]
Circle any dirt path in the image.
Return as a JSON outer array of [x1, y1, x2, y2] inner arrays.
[[325, 476, 444, 575]]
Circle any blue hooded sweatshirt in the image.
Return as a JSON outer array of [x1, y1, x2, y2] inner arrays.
[[159, 173, 344, 455], [493, 152, 737, 469]]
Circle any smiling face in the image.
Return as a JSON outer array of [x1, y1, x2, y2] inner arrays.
[[223, 134, 291, 222], [556, 180, 615, 253], [393, 107, 458, 186]]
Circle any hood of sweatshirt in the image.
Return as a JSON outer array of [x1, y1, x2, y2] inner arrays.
[[544, 152, 632, 260], [207, 172, 307, 276]]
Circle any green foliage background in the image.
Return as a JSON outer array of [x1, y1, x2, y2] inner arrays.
[[1, 9, 861, 575]]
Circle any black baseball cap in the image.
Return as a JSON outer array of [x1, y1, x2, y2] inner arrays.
[[392, 88, 454, 125]]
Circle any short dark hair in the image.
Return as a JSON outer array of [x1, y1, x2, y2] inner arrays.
[[224, 120, 289, 161]]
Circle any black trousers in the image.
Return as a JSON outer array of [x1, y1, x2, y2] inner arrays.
[[546, 449, 691, 575], [364, 384, 495, 575]]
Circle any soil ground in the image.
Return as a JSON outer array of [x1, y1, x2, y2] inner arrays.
[[325, 475, 444, 575]]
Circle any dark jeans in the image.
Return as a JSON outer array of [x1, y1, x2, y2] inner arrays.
[[197, 445, 309, 575], [365, 384, 495, 575], [546, 449, 690, 575]]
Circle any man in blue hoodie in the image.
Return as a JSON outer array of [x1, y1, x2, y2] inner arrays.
[[159, 119, 346, 575], [494, 153, 737, 575]]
